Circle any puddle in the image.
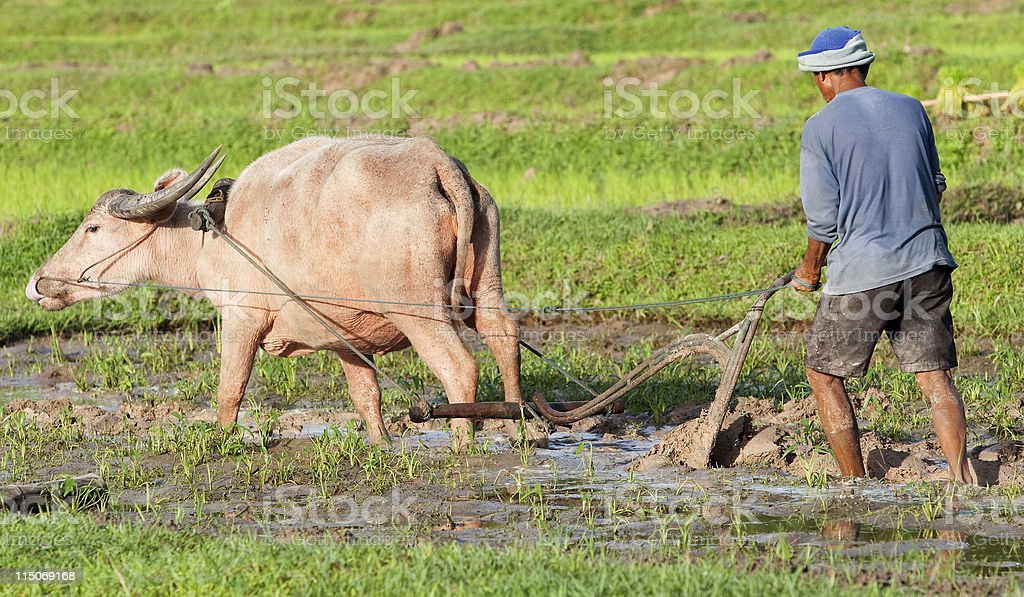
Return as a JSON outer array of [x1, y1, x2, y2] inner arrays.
[[0, 377, 121, 412]]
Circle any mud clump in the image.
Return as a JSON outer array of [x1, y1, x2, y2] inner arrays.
[[5, 397, 191, 435], [407, 111, 528, 136], [640, 396, 792, 469], [485, 50, 593, 70], [729, 10, 766, 23], [768, 395, 817, 425], [392, 21, 464, 52], [186, 62, 214, 76], [721, 49, 773, 69], [4, 397, 75, 427], [335, 9, 375, 27], [735, 425, 786, 466], [635, 197, 802, 225], [642, 0, 677, 17], [942, 183, 1024, 224], [640, 410, 752, 469], [639, 389, 1024, 485], [977, 441, 1024, 463], [610, 56, 708, 85], [862, 433, 945, 482], [323, 59, 430, 92]]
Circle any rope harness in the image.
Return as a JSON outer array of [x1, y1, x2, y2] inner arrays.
[[46, 204, 782, 407], [76, 225, 159, 283]]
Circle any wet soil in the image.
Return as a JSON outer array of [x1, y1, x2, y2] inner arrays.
[[2, 326, 1024, 591]]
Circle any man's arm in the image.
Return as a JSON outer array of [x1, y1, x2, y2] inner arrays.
[[793, 237, 830, 292], [794, 126, 839, 292]]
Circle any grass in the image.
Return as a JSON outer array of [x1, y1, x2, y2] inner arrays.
[[0, 514, 965, 597], [0, 1, 1023, 216]]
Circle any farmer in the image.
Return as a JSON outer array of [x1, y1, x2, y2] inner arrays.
[[791, 27, 976, 483]]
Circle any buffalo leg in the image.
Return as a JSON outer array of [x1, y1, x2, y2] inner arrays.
[[473, 296, 523, 405], [216, 333, 261, 428], [466, 196, 547, 446], [338, 352, 390, 446], [473, 302, 549, 448], [394, 318, 479, 451]]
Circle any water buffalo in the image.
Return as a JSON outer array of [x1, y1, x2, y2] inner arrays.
[[26, 136, 523, 446]]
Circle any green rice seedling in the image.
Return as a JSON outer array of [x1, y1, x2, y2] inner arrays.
[[174, 369, 218, 405], [307, 425, 359, 497], [0, 411, 41, 479], [234, 452, 257, 496], [254, 355, 308, 407], [574, 441, 595, 480], [80, 344, 146, 393], [48, 324, 64, 365], [245, 398, 279, 453], [394, 436, 422, 480], [216, 424, 246, 457], [361, 445, 400, 493], [515, 482, 550, 527], [47, 405, 84, 455], [50, 476, 107, 514], [260, 452, 298, 487], [156, 416, 217, 483], [517, 430, 534, 467], [118, 456, 160, 490]]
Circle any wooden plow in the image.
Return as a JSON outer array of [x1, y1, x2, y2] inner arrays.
[[410, 271, 794, 469]]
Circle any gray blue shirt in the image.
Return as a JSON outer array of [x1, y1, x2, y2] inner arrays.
[[800, 86, 956, 295]]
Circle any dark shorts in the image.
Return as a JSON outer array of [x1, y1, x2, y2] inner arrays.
[[805, 267, 958, 378]]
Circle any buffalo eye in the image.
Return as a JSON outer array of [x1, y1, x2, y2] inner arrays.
[[85, 225, 100, 233]]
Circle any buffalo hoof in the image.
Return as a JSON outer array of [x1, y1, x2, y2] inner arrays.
[[503, 419, 551, 450]]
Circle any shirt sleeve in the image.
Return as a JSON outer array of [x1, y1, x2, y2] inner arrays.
[[921, 107, 946, 194], [799, 123, 840, 244]]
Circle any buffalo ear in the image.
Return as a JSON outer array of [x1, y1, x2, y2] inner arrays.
[[153, 168, 188, 191], [140, 170, 186, 224]]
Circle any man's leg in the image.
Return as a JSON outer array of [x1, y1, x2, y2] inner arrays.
[[916, 369, 975, 484], [807, 368, 866, 476], [889, 268, 973, 484]]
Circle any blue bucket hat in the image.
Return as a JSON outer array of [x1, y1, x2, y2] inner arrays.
[[797, 26, 875, 72]]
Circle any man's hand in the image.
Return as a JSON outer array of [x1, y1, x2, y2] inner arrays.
[[792, 237, 830, 292], [792, 268, 821, 292]]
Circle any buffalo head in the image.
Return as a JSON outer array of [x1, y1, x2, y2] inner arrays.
[[26, 147, 224, 310]]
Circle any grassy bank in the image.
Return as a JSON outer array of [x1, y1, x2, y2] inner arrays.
[[0, 515, 1000, 596]]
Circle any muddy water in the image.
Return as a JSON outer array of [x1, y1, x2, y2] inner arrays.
[[190, 424, 1024, 576], [3, 335, 1024, 584]]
